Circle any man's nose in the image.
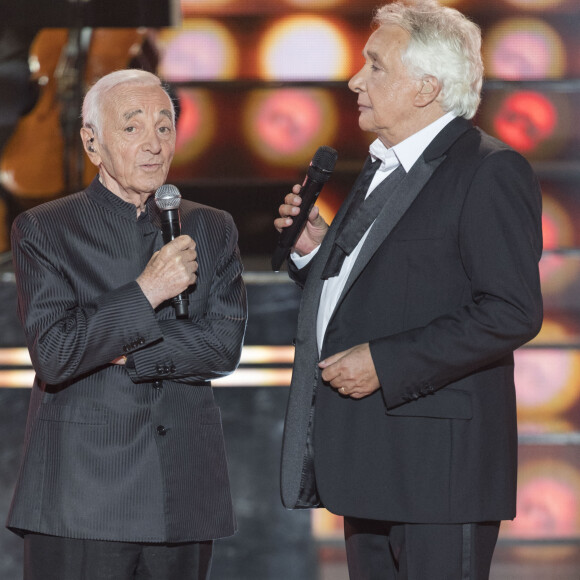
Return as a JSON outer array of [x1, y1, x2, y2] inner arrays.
[[348, 68, 364, 93], [142, 128, 162, 152]]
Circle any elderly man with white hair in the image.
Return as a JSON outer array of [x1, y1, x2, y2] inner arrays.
[[7, 69, 247, 580], [275, 1, 543, 578]]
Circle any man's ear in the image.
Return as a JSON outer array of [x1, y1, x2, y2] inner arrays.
[[415, 76, 441, 106], [80, 126, 101, 165]]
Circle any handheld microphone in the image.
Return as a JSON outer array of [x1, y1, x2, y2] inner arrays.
[[155, 184, 189, 319], [271, 146, 338, 272]]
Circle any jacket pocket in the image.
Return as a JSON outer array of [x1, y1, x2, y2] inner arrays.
[[37, 404, 109, 425], [386, 388, 472, 420]]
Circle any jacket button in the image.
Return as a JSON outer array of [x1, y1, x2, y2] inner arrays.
[[157, 425, 167, 436], [153, 381, 162, 390], [138, 338, 145, 345]]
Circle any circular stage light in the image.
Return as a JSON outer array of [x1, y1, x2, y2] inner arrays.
[[485, 91, 570, 158], [158, 19, 238, 81], [171, 89, 216, 167], [483, 18, 566, 79], [243, 88, 338, 166], [502, 459, 580, 560], [258, 15, 350, 80], [514, 344, 580, 416], [538, 195, 580, 296]]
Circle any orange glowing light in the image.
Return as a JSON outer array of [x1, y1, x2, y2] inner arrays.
[[493, 91, 557, 153], [181, 0, 235, 11], [541, 196, 574, 250], [258, 15, 350, 80], [530, 318, 578, 347], [503, 0, 567, 9], [284, 0, 345, 7], [483, 18, 566, 80], [243, 88, 338, 165]]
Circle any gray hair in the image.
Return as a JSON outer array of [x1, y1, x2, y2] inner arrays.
[[82, 69, 175, 138], [374, 0, 483, 119]]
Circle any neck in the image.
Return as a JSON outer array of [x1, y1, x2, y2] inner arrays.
[[98, 173, 149, 217]]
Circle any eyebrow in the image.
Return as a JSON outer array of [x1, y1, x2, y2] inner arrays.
[[123, 109, 173, 122]]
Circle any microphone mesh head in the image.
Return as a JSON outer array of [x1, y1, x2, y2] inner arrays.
[[312, 146, 338, 173], [155, 184, 182, 210]]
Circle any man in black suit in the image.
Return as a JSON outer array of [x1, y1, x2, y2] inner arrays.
[[7, 69, 247, 579], [275, 1, 543, 578]]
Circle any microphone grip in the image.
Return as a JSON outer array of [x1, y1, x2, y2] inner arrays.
[[271, 177, 324, 272], [161, 208, 190, 319]]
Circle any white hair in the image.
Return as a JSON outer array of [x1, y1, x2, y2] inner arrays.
[[374, 0, 483, 119], [82, 69, 175, 138]]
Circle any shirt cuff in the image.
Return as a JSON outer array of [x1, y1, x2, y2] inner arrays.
[[290, 245, 320, 269]]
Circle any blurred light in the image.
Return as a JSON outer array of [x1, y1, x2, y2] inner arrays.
[[483, 18, 566, 80], [284, 0, 345, 7], [539, 196, 580, 296], [531, 318, 579, 347], [238, 345, 294, 364], [213, 368, 292, 387], [0, 346, 295, 388], [171, 89, 216, 167], [312, 509, 344, 540], [503, 0, 568, 9], [158, 19, 238, 81], [259, 15, 350, 80], [316, 186, 343, 225], [181, 0, 235, 10], [514, 346, 580, 415], [502, 459, 580, 559], [542, 196, 574, 250], [243, 88, 338, 165], [493, 91, 557, 153]]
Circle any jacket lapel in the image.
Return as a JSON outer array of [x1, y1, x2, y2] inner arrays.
[[337, 117, 474, 309]]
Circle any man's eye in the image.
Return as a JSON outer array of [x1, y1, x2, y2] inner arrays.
[[159, 126, 171, 134], [125, 126, 135, 133]]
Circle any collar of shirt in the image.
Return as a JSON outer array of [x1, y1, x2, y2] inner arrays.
[[369, 111, 457, 174]]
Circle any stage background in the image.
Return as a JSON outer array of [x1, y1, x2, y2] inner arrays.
[[1, 0, 580, 578]]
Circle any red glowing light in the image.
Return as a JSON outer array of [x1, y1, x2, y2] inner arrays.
[[512, 477, 578, 537], [493, 92, 557, 153], [243, 88, 338, 165], [542, 213, 558, 251], [171, 89, 215, 167]]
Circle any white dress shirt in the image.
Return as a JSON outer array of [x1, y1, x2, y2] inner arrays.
[[292, 112, 457, 354]]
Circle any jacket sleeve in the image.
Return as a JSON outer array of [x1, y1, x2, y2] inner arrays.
[[11, 211, 163, 385], [12, 209, 247, 386], [125, 210, 248, 384], [369, 148, 543, 409]]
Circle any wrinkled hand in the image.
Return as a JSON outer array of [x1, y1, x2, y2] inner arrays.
[[319, 343, 380, 399], [273, 184, 329, 256], [137, 235, 198, 309]]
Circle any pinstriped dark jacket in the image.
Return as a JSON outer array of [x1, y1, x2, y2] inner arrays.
[[6, 177, 247, 543]]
